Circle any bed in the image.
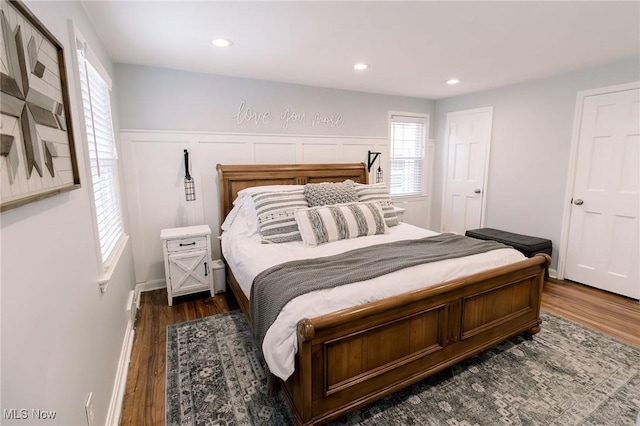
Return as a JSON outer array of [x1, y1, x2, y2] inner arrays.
[[217, 162, 550, 425]]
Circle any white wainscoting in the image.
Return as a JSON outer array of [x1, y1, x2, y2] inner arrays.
[[120, 130, 433, 286]]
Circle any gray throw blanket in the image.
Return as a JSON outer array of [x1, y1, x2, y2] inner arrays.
[[250, 233, 508, 348]]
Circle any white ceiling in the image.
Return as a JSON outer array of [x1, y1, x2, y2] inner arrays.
[[81, 1, 640, 100]]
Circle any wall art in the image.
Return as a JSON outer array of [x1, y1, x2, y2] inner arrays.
[[0, 0, 80, 212]]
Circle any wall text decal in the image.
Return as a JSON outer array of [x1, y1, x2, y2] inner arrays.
[[234, 101, 344, 131], [233, 101, 272, 125]]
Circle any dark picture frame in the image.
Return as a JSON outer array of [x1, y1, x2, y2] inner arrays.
[[1, 0, 80, 212]]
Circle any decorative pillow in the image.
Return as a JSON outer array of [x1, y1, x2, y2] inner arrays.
[[354, 183, 399, 227], [294, 202, 387, 246], [304, 180, 358, 207], [237, 185, 305, 237], [251, 188, 309, 243]]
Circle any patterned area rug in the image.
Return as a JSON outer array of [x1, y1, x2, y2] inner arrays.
[[166, 310, 640, 425]]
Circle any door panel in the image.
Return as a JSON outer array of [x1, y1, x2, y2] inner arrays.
[[565, 88, 639, 299], [442, 108, 493, 235]]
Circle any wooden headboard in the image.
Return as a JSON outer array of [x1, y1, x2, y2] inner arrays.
[[216, 163, 368, 222]]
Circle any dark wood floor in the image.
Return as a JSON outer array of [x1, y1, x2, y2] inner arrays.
[[120, 290, 239, 426], [119, 280, 639, 426]]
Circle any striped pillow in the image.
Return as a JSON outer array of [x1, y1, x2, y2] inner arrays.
[[354, 183, 399, 227], [294, 202, 387, 246], [251, 188, 309, 243]]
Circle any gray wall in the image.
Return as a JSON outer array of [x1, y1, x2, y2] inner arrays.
[[1, 2, 135, 425], [114, 64, 436, 287], [433, 57, 640, 268], [115, 63, 435, 138]]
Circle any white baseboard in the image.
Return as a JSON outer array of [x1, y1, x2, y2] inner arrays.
[[135, 279, 166, 293], [126, 290, 136, 324], [134, 279, 166, 309], [105, 319, 135, 426], [548, 268, 557, 279]]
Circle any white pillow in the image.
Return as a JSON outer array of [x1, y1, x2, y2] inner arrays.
[[294, 202, 387, 246], [237, 184, 304, 197], [221, 197, 243, 231]]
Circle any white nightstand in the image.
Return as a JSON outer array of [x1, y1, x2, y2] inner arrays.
[[160, 225, 214, 306]]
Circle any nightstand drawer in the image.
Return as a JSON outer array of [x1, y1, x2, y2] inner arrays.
[[166, 236, 207, 252]]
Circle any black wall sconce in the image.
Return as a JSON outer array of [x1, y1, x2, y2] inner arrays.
[[184, 149, 196, 201], [367, 150, 383, 183]]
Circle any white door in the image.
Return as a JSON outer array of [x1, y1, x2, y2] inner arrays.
[[565, 87, 639, 299], [442, 107, 493, 234]]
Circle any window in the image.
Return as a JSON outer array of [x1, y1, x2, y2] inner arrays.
[[389, 113, 427, 196], [75, 35, 125, 282]]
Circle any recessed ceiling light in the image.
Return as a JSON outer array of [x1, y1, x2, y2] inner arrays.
[[354, 63, 369, 71], [212, 38, 233, 48], [446, 79, 460, 85]]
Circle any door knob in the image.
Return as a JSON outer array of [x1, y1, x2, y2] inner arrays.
[[474, 189, 482, 194], [574, 199, 584, 205]]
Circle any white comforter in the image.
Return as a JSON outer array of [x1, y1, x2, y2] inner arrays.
[[221, 212, 524, 381]]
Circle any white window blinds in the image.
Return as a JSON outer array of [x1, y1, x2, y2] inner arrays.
[[389, 115, 426, 196], [78, 50, 123, 264]]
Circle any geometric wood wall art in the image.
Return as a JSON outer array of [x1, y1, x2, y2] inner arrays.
[[43, 140, 58, 177], [0, 0, 80, 212], [0, 134, 18, 183]]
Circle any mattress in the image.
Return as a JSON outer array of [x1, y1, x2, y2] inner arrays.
[[221, 206, 525, 381]]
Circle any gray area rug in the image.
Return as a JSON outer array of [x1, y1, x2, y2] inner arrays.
[[166, 310, 640, 425]]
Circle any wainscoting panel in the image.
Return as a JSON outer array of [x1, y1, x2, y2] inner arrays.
[[120, 130, 431, 286], [254, 142, 297, 164], [344, 143, 379, 163], [127, 139, 194, 283], [300, 142, 339, 163]]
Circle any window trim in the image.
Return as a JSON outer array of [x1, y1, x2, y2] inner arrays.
[[387, 111, 430, 198], [69, 23, 128, 291]]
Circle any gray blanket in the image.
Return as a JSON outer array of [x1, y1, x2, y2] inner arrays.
[[250, 233, 508, 347]]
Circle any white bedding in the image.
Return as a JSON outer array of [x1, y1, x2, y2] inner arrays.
[[221, 204, 525, 381]]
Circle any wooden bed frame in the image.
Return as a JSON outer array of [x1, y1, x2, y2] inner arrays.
[[217, 163, 550, 425]]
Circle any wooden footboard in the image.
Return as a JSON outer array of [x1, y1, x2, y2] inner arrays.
[[281, 254, 550, 425]]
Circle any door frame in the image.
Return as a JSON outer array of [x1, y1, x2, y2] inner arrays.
[[557, 81, 640, 280], [440, 106, 494, 232]]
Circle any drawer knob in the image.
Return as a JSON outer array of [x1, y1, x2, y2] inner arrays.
[[179, 242, 196, 247]]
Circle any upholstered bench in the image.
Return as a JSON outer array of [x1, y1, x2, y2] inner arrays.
[[465, 228, 552, 258]]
